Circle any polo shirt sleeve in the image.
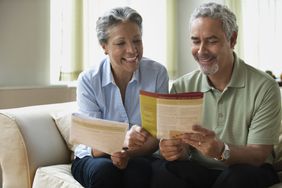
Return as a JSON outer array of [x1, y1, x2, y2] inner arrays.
[[248, 82, 281, 145]]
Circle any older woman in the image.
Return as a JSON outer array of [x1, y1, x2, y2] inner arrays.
[[71, 6, 169, 188]]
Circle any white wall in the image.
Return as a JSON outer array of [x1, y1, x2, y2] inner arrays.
[[0, 0, 226, 86], [0, 0, 50, 87]]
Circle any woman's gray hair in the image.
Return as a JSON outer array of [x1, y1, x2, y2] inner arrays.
[[96, 7, 142, 45], [190, 2, 238, 41]]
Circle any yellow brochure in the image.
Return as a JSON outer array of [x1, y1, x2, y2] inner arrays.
[[140, 90, 203, 139]]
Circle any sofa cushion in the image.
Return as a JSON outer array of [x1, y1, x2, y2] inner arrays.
[[51, 111, 75, 151], [32, 164, 83, 188]]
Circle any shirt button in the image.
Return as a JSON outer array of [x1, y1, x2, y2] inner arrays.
[[218, 113, 224, 118]]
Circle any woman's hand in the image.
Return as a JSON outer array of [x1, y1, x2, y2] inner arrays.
[[111, 149, 129, 169], [124, 125, 149, 150], [159, 138, 189, 161], [92, 148, 107, 157]]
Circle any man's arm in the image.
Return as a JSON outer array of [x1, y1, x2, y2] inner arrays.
[[181, 125, 274, 166], [224, 144, 273, 166]]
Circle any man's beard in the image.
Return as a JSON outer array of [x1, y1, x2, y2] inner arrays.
[[199, 62, 219, 75]]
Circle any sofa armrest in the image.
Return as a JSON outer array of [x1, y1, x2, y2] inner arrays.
[[0, 113, 31, 187], [0, 103, 73, 188], [0, 165, 2, 188]]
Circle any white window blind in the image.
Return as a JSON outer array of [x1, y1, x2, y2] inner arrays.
[[241, 0, 282, 78]]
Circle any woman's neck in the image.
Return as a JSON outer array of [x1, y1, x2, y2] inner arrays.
[[112, 68, 133, 104]]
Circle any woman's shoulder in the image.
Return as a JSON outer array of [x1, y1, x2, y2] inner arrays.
[[78, 67, 99, 81], [140, 57, 166, 70], [78, 58, 107, 82]]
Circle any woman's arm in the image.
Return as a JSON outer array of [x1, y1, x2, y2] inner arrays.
[[123, 125, 159, 157]]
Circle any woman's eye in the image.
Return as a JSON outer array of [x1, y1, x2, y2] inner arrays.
[[116, 42, 125, 46], [133, 39, 142, 43]]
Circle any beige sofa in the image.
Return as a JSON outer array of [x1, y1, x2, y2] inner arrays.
[[0, 97, 282, 188], [0, 102, 83, 188]]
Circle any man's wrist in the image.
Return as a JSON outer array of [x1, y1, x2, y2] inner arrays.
[[179, 145, 191, 160], [214, 142, 230, 162]]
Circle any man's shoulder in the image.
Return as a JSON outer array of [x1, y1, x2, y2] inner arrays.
[[241, 61, 278, 88], [237, 60, 280, 104], [174, 70, 204, 84], [171, 70, 204, 92]]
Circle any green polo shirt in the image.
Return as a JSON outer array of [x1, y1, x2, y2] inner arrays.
[[171, 53, 281, 168]]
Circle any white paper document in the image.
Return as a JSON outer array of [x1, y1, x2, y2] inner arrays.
[[70, 113, 128, 155]]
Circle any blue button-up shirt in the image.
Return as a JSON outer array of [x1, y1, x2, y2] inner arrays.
[[74, 57, 169, 158]]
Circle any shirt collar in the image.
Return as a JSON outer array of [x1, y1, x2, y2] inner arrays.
[[101, 56, 139, 87], [227, 52, 245, 88], [131, 65, 139, 83], [101, 57, 113, 87], [200, 76, 211, 92]]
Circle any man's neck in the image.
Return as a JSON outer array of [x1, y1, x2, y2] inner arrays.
[[208, 56, 235, 92], [208, 75, 230, 92]]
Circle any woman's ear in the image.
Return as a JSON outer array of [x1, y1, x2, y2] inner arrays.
[[230, 32, 238, 49], [102, 43, 108, 55]]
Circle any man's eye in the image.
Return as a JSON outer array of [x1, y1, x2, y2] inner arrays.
[[208, 39, 218, 44], [192, 40, 200, 45]]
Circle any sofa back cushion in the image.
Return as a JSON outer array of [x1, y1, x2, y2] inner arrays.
[[51, 111, 75, 152]]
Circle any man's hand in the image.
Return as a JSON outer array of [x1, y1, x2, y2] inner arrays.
[[181, 125, 223, 158]]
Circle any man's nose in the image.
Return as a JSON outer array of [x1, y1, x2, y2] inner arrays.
[[198, 43, 207, 54]]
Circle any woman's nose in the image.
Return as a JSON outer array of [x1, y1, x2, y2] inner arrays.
[[126, 43, 137, 53]]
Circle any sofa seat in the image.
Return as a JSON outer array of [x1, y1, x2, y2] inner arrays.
[[33, 164, 83, 188]]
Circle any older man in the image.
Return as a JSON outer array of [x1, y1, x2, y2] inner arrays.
[[151, 2, 281, 188]]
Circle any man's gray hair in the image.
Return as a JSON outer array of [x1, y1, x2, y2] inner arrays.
[[190, 2, 238, 41], [96, 6, 142, 45]]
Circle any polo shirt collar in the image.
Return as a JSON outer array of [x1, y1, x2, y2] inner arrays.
[[227, 53, 245, 88], [200, 52, 245, 92], [201, 76, 211, 92]]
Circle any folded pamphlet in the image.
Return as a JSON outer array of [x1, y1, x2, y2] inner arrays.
[[140, 90, 204, 139]]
